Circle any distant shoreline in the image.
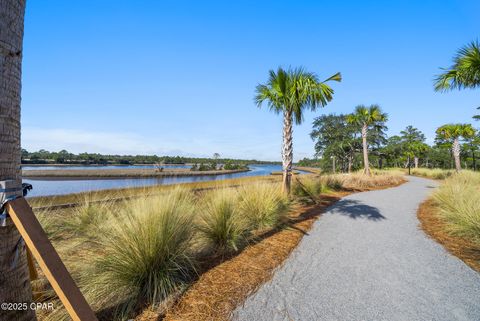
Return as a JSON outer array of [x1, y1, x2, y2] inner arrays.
[[22, 168, 250, 180], [21, 163, 192, 167]]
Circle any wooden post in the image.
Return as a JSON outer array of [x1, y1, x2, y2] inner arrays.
[[6, 197, 98, 321]]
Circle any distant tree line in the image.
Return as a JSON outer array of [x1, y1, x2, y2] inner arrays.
[[21, 149, 279, 166], [190, 160, 248, 171], [307, 113, 479, 173]]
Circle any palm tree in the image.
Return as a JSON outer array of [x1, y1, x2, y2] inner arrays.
[[474, 107, 480, 121], [0, 1, 36, 320], [255, 67, 341, 193], [346, 105, 388, 176], [435, 124, 476, 172], [434, 40, 480, 91]]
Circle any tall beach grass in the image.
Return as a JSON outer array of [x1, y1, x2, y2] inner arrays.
[[331, 170, 405, 190], [80, 188, 198, 319], [432, 171, 480, 246], [410, 168, 455, 179], [238, 183, 290, 231], [197, 189, 248, 254]]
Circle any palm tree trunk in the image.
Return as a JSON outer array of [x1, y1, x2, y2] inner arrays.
[[414, 156, 419, 168], [453, 138, 461, 172], [361, 124, 370, 176], [0, 1, 36, 320], [347, 152, 353, 173], [472, 148, 476, 171], [282, 110, 293, 193]]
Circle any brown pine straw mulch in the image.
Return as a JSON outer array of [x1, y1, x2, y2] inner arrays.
[[136, 180, 406, 321], [417, 199, 480, 273]]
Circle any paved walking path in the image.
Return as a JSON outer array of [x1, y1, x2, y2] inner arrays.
[[233, 176, 480, 321]]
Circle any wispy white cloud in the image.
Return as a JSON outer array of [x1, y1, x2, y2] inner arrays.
[[22, 127, 173, 155], [21, 127, 286, 160]]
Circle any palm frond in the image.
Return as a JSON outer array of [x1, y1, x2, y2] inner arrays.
[[434, 40, 480, 91], [254, 66, 341, 125]]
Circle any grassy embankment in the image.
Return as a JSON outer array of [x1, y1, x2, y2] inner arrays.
[[31, 170, 404, 321], [417, 170, 480, 272], [22, 168, 249, 179], [408, 167, 455, 179], [28, 175, 281, 209]]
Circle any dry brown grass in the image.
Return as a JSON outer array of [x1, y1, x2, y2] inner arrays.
[[332, 170, 406, 191], [417, 199, 480, 273], [29, 175, 282, 208]]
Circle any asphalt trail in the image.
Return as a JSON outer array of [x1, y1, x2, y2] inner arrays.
[[233, 176, 480, 321]]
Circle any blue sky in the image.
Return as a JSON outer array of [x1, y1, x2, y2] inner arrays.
[[21, 0, 479, 161]]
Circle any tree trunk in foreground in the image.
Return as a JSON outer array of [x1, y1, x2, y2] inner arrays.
[[361, 124, 370, 176], [452, 138, 461, 172], [0, 1, 36, 320], [282, 110, 293, 194]]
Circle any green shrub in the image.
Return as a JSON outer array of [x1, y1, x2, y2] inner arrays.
[[238, 183, 290, 230], [223, 161, 248, 170], [197, 189, 248, 254]]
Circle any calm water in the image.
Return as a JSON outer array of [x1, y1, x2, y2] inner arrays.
[[24, 164, 298, 197], [22, 164, 190, 170]]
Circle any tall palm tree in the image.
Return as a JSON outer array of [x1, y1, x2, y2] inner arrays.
[[0, 1, 36, 320], [346, 105, 388, 176], [436, 124, 476, 172], [434, 40, 480, 91], [255, 67, 341, 193]]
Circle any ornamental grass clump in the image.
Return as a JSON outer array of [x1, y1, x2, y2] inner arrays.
[[81, 188, 197, 319], [336, 170, 404, 190], [319, 175, 344, 191], [410, 168, 454, 179], [238, 183, 290, 231], [197, 189, 249, 254], [65, 198, 111, 237], [35, 209, 63, 240], [433, 171, 480, 245], [291, 176, 326, 204]]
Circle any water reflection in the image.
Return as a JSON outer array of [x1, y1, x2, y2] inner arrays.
[[24, 164, 301, 197]]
